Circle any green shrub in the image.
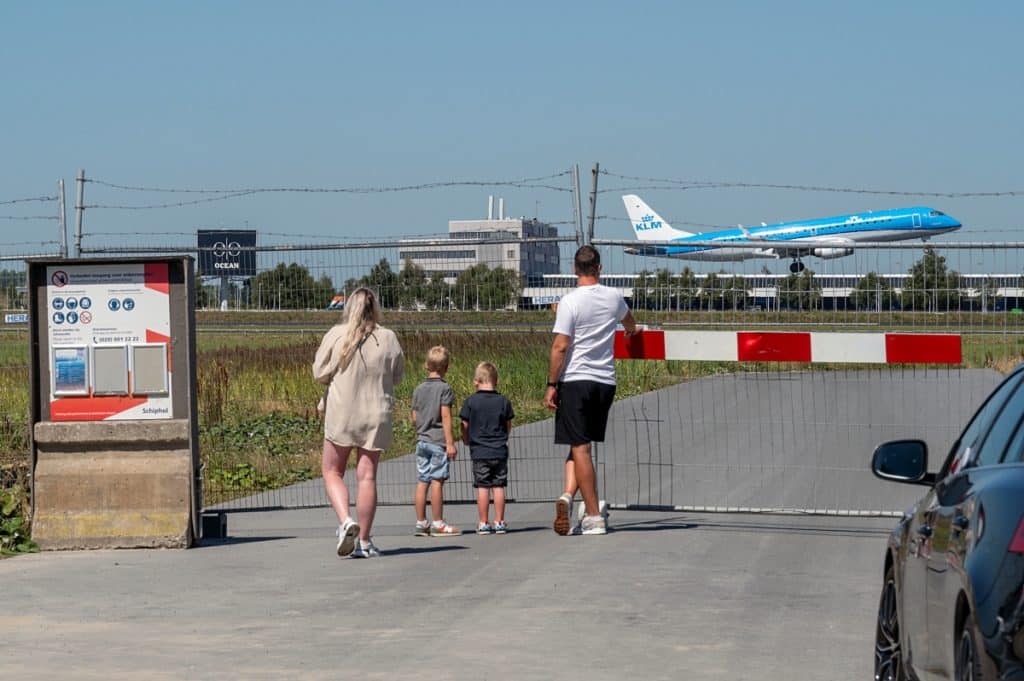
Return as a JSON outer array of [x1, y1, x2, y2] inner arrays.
[[0, 485, 37, 556]]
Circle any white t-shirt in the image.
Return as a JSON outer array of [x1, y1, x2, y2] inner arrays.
[[552, 283, 628, 385]]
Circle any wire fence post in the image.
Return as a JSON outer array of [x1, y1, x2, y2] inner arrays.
[[57, 179, 67, 258], [587, 162, 599, 246], [74, 169, 85, 258]]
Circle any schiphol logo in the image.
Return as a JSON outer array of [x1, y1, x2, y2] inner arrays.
[[213, 241, 242, 269], [635, 214, 663, 231]]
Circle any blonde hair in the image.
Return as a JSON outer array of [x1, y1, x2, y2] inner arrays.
[[336, 287, 381, 372], [425, 346, 449, 373], [474, 361, 498, 386]]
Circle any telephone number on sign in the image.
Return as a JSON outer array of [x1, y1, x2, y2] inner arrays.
[[92, 335, 140, 343]]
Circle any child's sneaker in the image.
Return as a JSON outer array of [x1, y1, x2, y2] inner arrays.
[[336, 517, 360, 557], [493, 521, 507, 534], [414, 521, 431, 537], [351, 539, 381, 558], [430, 521, 462, 537], [476, 522, 493, 535], [553, 493, 573, 535]]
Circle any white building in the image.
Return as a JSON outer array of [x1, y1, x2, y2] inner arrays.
[[398, 197, 560, 286]]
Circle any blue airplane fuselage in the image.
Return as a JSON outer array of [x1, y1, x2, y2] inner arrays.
[[633, 206, 962, 261]]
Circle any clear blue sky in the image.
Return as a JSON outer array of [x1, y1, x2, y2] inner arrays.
[[3, 1, 1022, 255]]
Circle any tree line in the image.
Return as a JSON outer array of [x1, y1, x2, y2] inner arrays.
[[197, 258, 520, 311], [194, 248, 1006, 312]]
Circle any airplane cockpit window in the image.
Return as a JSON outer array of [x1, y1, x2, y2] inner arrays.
[[928, 210, 945, 217]]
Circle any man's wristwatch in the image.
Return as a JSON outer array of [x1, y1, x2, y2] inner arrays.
[[546, 381, 558, 388]]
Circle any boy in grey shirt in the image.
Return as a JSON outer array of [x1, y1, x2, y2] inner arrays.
[[410, 346, 462, 536]]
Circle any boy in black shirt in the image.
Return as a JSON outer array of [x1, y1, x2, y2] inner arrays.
[[460, 362, 515, 534]]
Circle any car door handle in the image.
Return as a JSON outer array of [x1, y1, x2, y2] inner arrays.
[[917, 525, 933, 538], [952, 515, 969, 531]]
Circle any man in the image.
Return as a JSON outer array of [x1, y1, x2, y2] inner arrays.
[[544, 245, 637, 535]]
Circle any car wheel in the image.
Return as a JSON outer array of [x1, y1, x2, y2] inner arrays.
[[875, 565, 907, 681], [955, 612, 986, 681]]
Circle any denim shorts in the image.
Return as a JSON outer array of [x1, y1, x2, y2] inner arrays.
[[416, 441, 449, 483]]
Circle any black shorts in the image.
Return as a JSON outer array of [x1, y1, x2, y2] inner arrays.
[[472, 458, 508, 488], [554, 380, 616, 446]]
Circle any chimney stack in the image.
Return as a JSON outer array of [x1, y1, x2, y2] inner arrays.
[[498, 198, 504, 220], [488, 196, 494, 220]]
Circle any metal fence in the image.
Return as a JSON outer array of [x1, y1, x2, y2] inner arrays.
[[6, 237, 1024, 518]]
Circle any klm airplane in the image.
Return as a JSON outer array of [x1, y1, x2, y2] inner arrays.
[[622, 194, 962, 273]]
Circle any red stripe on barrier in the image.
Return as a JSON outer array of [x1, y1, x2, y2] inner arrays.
[[614, 329, 666, 360], [737, 332, 812, 362], [885, 334, 962, 364]]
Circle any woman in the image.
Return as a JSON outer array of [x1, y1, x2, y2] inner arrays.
[[313, 287, 404, 558]]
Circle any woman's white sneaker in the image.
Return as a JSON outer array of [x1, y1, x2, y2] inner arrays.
[[336, 518, 360, 557]]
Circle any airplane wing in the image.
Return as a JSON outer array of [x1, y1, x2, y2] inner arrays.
[[770, 236, 855, 260]]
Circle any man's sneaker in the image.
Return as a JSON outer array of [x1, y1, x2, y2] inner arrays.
[[351, 539, 381, 558], [493, 521, 507, 534], [336, 517, 360, 557], [430, 521, 462, 537], [414, 522, 431, 537], [573, 500, 609, 534], [581, 514, 607, 535], [476, 523, 493, 535], [554, 493, 573, 535]]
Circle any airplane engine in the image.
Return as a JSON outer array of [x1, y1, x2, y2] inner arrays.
[[812, 247, 854, 260]]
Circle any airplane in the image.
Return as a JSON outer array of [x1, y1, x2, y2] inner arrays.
[[622, 194, 962, 273]]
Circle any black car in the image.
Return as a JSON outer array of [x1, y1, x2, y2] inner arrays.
[[872, 366, 1024, 680]]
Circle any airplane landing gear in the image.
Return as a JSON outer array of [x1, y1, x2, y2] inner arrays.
[[789, 260, 805, 274]]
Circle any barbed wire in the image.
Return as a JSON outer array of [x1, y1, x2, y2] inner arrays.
[[82, 172, 573, 209], [0, 215, 59, 221], [0, 195, 58, 207], [600, 171, 1024, 198]]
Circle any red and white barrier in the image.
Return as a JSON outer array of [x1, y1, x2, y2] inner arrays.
[[614, 330, 961, 364]]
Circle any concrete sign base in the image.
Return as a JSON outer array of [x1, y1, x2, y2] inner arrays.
[[32, 420, 194, 549]]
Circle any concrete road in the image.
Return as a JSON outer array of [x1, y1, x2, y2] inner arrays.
[[1, 502, 896, 680]]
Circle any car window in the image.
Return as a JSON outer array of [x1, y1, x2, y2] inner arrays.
[[943, 371, 1024, 476], [973, 378, 1024, 467], [1002, 418, 1024, 464]]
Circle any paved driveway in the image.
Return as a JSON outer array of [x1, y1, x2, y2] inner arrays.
[[1, 503, 894, 680]]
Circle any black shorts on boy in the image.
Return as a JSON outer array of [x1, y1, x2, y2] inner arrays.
[[472, 458, 508, 488]]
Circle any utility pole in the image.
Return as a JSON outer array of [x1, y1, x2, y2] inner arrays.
[[571, 164, 584, 248], [74, 169, 85, 258], [57, 179, 67, 257], [587, 162, 600, 245]]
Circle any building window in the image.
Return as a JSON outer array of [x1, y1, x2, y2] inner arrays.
[[398, 250, 476, 260]]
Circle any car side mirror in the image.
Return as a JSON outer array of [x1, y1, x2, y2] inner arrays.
[[871, 440, 932, 485]]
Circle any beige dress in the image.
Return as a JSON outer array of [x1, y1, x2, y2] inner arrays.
[[312, 324, 405, 451]]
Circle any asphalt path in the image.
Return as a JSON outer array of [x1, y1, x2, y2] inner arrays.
[[2, 504, 895, 680]]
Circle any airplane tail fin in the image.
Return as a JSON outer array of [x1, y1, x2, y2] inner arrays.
[[622, 195, 694, 241]]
